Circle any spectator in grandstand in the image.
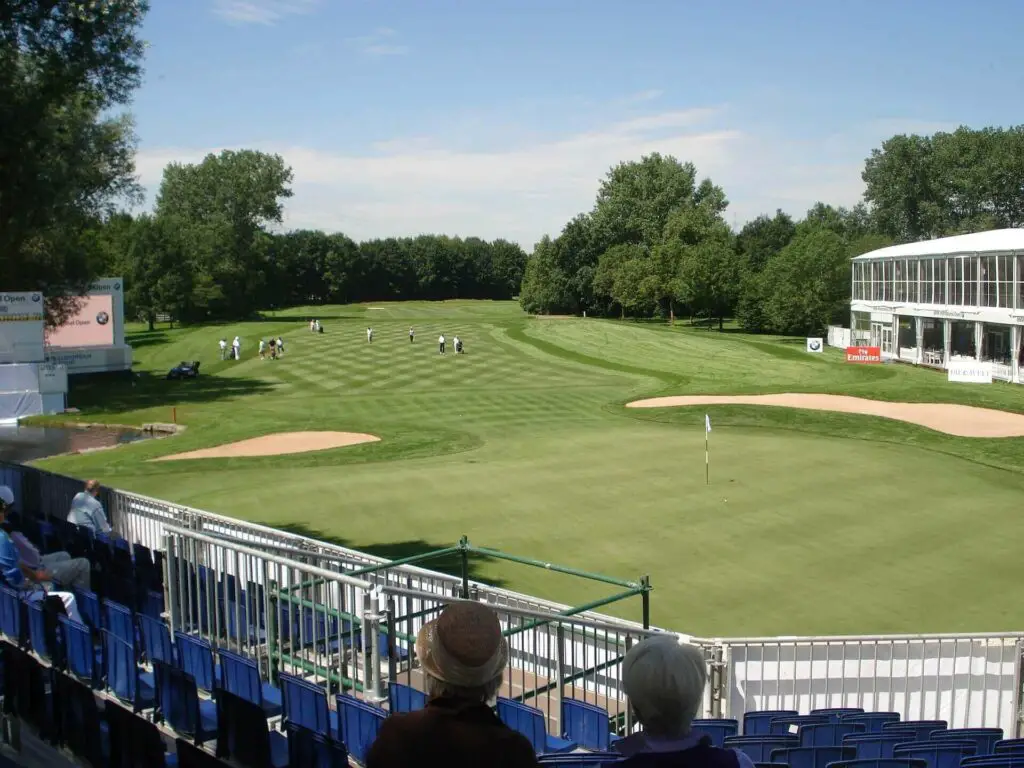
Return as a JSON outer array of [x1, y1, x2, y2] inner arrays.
[[11, 529, 91, 591], [0, 486, 84, 623], [68, 479, 113, 537], [365, 601, 538, 768], [219, 338, 228, 360], [614, 635, 756, 768]]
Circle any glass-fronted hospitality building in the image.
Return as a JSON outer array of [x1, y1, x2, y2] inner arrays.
[[850, 229, 1024, 384]]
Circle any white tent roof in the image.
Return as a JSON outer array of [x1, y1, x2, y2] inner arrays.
[[852, 228, 1024, 260]]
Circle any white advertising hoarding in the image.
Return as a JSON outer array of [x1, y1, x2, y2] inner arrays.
[[948, 361, 992, 384], [0, 292, 45, 364]]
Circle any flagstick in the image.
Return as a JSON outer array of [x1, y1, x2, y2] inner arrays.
[[705, 428, 709, 486]]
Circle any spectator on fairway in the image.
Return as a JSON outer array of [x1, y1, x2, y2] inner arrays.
[[612, 635, 756, 768], [232, 336, 241, 359], [219, 338, 228, 360], [259, 339, 267, 359], [409, 327, 415, 343], [0, 486, 84, 623], [309, 319, 316, 332], [68, 479, 113, 537], [277, 337, 284, 356], [439, 334, 446, 354], [365, 601, 537, 768], [367, 327, 374, 343], [454, 335, 462, 354]]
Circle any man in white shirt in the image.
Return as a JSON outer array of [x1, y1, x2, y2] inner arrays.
[[409, 327, 414, 343], [232, 336, 241, 359], [438, 334, 446, 354], [219, 338, 228, 359], [68, 479, 113, 537], [454, 335, 461, 354], [259, 339, 267, 359], [367, 327, 373, 343]]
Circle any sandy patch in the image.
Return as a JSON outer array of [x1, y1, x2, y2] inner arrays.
[[531, 314, 576, 319], [625, 394, 1024, 438], [153, 431, 380, 461]]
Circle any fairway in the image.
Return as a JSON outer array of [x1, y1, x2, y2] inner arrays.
[[34, 301, 1024, 637]]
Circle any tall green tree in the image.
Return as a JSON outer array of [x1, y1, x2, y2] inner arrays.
[[1, 0, 149, 319], [155, 150, 293, 319]]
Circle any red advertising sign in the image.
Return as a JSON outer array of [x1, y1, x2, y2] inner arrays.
[[846, 346, 882, 363]]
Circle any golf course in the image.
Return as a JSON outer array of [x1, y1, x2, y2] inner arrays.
[[30, 301, 1024, 638]]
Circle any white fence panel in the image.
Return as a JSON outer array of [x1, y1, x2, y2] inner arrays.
[[725, 636, 1022, 734]]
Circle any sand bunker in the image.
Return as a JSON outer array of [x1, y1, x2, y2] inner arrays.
[[153, 431, 380, 461], [626, 394, 1024, 438]]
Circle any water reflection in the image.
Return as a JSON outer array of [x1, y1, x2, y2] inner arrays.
[[0, 425, 152, 464]]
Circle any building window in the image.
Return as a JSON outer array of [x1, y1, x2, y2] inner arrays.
[[921, 259, 933, 304], [1018, 255, 1024, 310], [908, 258, 919, 303], [872, 261, 883, 301], [894, 260, 905, 301], [949, 257, 964, 305], [980, 255, 997, 307], [997, 254, 1013, 308], [964, 255, 978, 306], [934, 258, 946, 304], [884, 260, 894, 301]]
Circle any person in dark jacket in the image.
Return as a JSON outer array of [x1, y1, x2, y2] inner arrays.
[[366, 601, 539, 768], [614, 635, 757, 768]]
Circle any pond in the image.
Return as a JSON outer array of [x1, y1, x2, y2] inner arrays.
[[0, 425, 154, 464]]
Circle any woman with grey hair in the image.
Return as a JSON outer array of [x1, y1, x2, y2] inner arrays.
[[615, 635, 757, 768], [366, 601, 539, 767]]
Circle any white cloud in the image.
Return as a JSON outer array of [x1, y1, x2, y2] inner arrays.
[[212, 0, 320, 25], [343, 27, 409, 56], [133, 108, 936, 247]]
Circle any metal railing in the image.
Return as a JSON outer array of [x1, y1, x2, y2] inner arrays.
[[5, 459, 1024, 738]]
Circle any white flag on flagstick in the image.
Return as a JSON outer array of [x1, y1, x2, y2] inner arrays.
[[705, 414, 712, 433]]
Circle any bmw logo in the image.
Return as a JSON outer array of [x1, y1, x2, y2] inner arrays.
[[809, 340, 821, 351], [31, 294, 40, 302], [113, 283, 120, 291], [96, 312, 110, 325]]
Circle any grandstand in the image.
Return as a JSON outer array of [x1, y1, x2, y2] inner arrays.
[[0, 458, 1020, 766]]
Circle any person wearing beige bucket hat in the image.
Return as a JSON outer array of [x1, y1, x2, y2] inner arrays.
[[366, 601, 539, 767]]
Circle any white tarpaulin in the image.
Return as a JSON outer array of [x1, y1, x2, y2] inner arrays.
[[0, 391, 43, 423]]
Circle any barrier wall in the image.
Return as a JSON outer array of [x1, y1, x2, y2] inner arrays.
[[3, 460, 1022, 737]]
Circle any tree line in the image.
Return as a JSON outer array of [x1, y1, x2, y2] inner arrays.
[[5, 2, 1023, 334], [88, 150, 527, 327], [520, 123, 1024, 335]]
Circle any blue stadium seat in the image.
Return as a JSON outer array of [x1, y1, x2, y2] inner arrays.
[[141, 589, 165, 620], [214, 688, 288, 767], [286, 721, 350, 768], [801, 723, 866, 747], [769, 745, 856, 768], [139, 612, 175, 666], [216, 647, 282, 718], [175, 737, 228, 767], [771, 715, 831, 735], [59, 615, 101, 688], [279, 671, 338, 738], [104, 630, 155, 712], [388, 680, 427, 713], [337, 693, 387, 765], [153, 659, 218, 745], [25, 600, 55, 663], [105, 698, 171, 767], [963, 758, 1024, 768], [73, 589, 101, 630], [174, 631, 217, 694], [725, 735, 800, 762], [56, 673, 104, 765], [843, 713, 902, 733], [0, 586, 24, 645], [812, 708, 865, 723], [931, 729, 1003, 754], [827, 758, 928, 768], [996, 742, 1024, 755], [883, 722, 949, 741], [537, 754, 625, 766], [562, 698, 620, 751], [693, 719, 740, 747], [745, 711, 800, 736], [844, 731, 919, 759], [892, 741, 977, 768], [103, 598, 137, 650], [497, 697, 577, 754]]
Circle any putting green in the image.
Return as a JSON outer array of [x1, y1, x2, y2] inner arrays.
[[32, 302, 1024, 637]]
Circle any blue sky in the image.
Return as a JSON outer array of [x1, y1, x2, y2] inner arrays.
[[132, 0, 1024, 246]]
